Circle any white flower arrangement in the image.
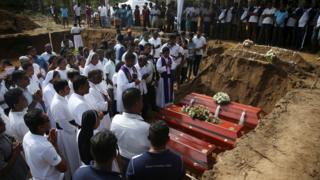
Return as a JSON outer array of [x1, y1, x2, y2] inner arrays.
[[181, 105, 220, 124], [264, 49, 276, 63], [213, 92, 230, 105], [243, 39, 254, 48]]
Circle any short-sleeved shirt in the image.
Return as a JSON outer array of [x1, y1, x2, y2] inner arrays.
[[73, 164, 122, 180], [126, 150, 185, 180], [275, 10, 288, 27], [61, 8, 68, 17], [0, 134, 29, 180], [23, 132, 63, 180], [74, 5, 81, 16], [261, 8, 276, 24], [192, 36, 206, 56], [298, 8, 312, 28], [104, 60, 116, 82]]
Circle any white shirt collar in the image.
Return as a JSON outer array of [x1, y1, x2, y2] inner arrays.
[[122, 112, 144, 121]]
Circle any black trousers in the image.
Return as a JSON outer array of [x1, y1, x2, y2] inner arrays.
[[285, 26, 296, 48], [147, 84, 157, 111], [258, 24, 273, 45], [193, 55, 202, 76], [272, 26, 285, 47], [74, 16, 81, 26], [295, 27, 306, 50], [191, 21, 197, 33]]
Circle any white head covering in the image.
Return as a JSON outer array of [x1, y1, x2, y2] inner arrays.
[[42, 70, 56, 88], [19, 56, 29, 64], [85, 52, 97, 66]]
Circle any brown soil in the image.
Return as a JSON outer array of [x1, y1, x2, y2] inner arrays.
[[0, 9, 40, 35], [203, 89, 320, 180], [175, 43, 320, 179]]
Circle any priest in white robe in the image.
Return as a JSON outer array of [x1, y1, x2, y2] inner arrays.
[[71, 24, 83, 49], [85, 69, 112, 131], [42, 70, 61, 128], [116, 53, 141, 113], [50, 80, 81, 180], [156, 47, 177, 108]]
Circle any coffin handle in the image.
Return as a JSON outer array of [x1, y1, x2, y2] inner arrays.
[[239, 110, 246, 125], [214, 105, 221, 118]]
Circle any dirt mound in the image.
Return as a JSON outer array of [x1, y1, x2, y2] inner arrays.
[[203, 89, 320, 180], [177, 45, 317, 113], [0, 9, 40, 35]]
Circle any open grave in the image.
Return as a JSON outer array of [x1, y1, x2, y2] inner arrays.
[[172, 43, 320, 179]]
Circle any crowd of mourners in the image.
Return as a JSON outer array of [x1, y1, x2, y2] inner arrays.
[[0, 16, 207, 179], [50, 0, 320, 52]]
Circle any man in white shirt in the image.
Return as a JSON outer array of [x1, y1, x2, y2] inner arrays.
[[4, 88, 28, 142], [296, 4, 312, 49], [41, 44, 57, 64], [85, 70, 111, 130], [117, 53, 141, 113], [23, 109, 67, 180], [51, 80, 81, 179], [73, 3, 81, 27], [225, 5, 234, 40], [68, 75, 91, 126], [99, 4, 108, 27], [111, 88, 150, 174], [11, 70, 43, 111], [192, 31, 206, 76], [134, 55, 150, 118], [258, 2, 276, 45], [148, 31, 162, 60], [248, 2, 262, 41]]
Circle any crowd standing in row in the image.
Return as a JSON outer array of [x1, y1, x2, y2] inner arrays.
[[50, 1, 320, 52], [0, 23, 206, 179]]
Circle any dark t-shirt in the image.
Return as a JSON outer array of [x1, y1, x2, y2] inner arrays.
[[73, 165, 122, 180], [126, 150, 185, 180]]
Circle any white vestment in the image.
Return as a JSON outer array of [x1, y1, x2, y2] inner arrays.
[[51, 93, 81, 180], [156, 56, 177, 108], [68, 93, 91, 126], [43, 83, 56, 128], [116, 65, 141, 113], [71, 26, 83, 49], [85, 82, 111, 131]]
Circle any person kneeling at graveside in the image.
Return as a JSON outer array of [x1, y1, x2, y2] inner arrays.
[[111, 88, 150, 175], [23, 109, 67, 180], [126, 121, 185, 180], [73, 130, 122, 180]]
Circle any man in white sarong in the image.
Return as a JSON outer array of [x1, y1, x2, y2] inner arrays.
[[51, 80, 81, 180], [71, 24, 83, 49], [116, 53, 141, 113], [68, 75, 91, 126], [85, 69, 112, 130], [156, 47, 177, 108]]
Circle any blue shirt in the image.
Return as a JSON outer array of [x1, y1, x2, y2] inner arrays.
[[33, 56, 48, 71], [275, 10, 288, 27], [60, 8, 68, 17], [126, 150, 185, 180], [114, 43, 125, 64], [73, 165, 122, 180]]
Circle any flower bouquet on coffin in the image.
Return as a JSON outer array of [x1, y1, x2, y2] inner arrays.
[[213, 92, 230, 105], [181, 104, 220, 124]]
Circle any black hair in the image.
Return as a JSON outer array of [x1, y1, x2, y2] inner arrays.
[[24, 108, 47, 135], [4, 88, 24, 109], [115, 62, 124, 72], [90, 130, 118, 163], [52, 70, 60, 79], [26, 46, 35, 53], [117, 35, 124, 42], [88, 69, 103, 80], [21, 62, 33, 71], [144, 43, 152, 47], [125, 53, 136, 61], [67, 70, 80, 80], [53, 80, 69, 93], [1, 59, 12, 66], [73, 75, 88, 91], [148, 121, 170, 148], [11, 70, 26, 83], [57, 56, 66, 65], [122, 88, 141, 110], [78, 110, 99, 165], [162, 47, 170, 53], [48, 55, 57, 65]]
